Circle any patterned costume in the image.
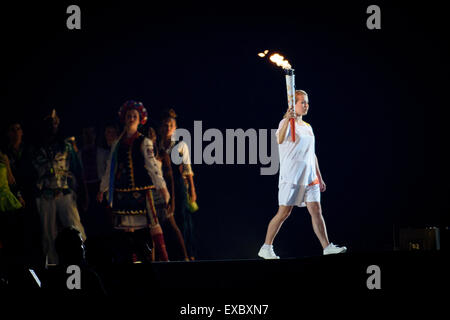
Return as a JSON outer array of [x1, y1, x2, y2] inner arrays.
[[33, 137, 86, 265], [100, 100, 169, 262]]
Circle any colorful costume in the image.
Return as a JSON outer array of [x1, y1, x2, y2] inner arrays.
[[0, 160, 22, 212], [0, 155, 23, 262], [4, 142, 36, 202], [277, 119, 320, 207], [100, 100, 169, 262]]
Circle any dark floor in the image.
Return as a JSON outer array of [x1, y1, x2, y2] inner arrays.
[[1, 250, 447, 316], [2, 250, 447, 293]]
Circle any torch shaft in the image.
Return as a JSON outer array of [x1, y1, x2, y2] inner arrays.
[[285, 69, 296, 142]]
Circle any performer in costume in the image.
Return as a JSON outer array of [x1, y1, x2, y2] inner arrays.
[[98, 100, 170, 262], [148, 126, 189, 261], [258, 90, 347, 259], [33, 110, 87, 266], [4, 122, 35, 205], [0, 152, 23, 262], [2, 121, 44, 268], [0, 152, 23, 210], [159, 108, 198, 260]]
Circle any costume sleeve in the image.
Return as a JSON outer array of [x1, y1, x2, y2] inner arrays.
[[177, 141, 194, 177], [141, 137, 167, 190], [32, 147, 48, 191]]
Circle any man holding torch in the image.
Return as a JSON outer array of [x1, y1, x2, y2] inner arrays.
[[258, 52, 347, 258]]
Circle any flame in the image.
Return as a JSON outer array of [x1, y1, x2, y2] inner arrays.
[[269, 53, 291, 70], [258, 50, 292, 69], [257, 49, 269, 58]]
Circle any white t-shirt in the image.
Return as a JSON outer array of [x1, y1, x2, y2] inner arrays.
[[167, 139, 194, 177]]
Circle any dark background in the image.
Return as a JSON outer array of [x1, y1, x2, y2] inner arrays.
[[1, 1, 448, 259]]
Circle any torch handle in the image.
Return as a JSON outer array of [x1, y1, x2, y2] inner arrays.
[[285, 69, 296, 142], [289, 117, 296, 142]]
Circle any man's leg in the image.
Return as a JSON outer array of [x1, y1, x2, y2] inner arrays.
[[57, 192, 87, 241], [36, 196, 58, 265]]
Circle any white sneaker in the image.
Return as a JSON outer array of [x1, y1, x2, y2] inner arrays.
[[323, 243, 347, 255], [258, 245, 280, 259]]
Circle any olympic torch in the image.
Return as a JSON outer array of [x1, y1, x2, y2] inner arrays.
[[259, 51, 296, 142], [284, 68, 296, 142]]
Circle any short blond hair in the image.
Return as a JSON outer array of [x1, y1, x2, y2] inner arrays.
[[295, 89, 308, 98]]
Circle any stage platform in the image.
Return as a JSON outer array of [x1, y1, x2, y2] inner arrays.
[[95, 251, 447, 293], [2, 251, 447, 299]]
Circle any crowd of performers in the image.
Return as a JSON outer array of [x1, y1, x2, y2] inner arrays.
[[0, 101, 199, 269]]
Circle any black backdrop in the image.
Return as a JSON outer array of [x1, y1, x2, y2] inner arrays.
[[1, 1, 449, 259]]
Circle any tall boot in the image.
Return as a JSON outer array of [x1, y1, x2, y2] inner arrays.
[[150, 225, 168, 261]]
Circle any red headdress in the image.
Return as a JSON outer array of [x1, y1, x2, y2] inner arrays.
[[118, 100, 148, 125]]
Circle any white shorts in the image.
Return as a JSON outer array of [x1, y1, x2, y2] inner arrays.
[[278, 183, 321, 207]]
